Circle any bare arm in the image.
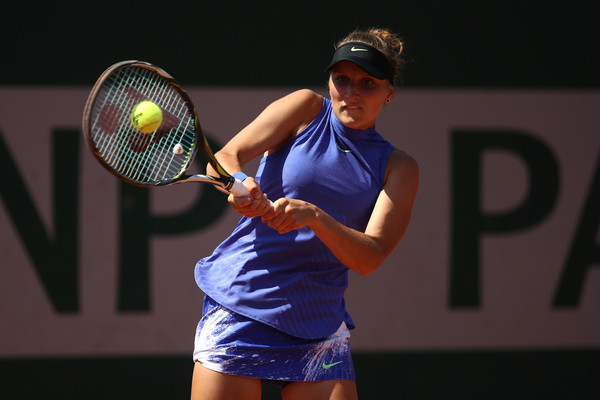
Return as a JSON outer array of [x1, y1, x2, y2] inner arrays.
[[206, 90, 322, 212], [207, 89, 323, 178], [263, 149, 419, 275]]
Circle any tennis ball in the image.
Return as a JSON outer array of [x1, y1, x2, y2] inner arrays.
[[173, 143, 184, 154], [131, 100, 163, 134]]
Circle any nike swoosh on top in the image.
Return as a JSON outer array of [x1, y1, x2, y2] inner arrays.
[[322, 361, 344, 369], [350, 46, 368, 52]]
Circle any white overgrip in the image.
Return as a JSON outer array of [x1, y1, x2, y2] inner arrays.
[[229, 178, 250, 197]]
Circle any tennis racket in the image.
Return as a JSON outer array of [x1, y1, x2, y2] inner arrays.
[[82, 60, 248, 196]]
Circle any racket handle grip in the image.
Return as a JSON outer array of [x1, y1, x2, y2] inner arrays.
[[229, 177, 250, 197], [229, 177, 274, 207]]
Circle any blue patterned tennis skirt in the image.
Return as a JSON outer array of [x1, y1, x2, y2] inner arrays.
[[193, 296, 355, 385]]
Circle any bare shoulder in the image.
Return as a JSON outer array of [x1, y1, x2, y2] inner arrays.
[[280, 89, 324, 135], [386, 149, 419, 180], [286, 88, 323, 103], [284, 89, 324, 117], [383, 148, 420, 199]]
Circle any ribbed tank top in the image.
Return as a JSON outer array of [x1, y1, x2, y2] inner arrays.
[[195, 98, 394, 339]]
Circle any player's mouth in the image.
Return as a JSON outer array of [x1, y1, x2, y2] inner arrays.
[[342, 104, 362, 111]]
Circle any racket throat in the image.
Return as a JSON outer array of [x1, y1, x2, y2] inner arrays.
[[186, 174, 235, 190]]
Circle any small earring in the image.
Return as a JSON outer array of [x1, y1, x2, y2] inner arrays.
[[385, 98, 391, 103]]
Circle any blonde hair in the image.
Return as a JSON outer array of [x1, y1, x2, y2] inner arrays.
[[336, 28, 406, 85]]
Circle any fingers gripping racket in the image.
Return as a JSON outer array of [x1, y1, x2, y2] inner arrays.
[[82, 60, 248, 196]]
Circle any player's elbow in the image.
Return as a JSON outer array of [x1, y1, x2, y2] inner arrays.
[[349, 237, 398, 275], [349, 252, 387, 276]]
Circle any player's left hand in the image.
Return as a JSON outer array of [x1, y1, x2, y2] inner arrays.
[[261, 198, 317, 234]]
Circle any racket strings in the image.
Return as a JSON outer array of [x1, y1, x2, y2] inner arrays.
[[89, 66, 197, 184], [109, 68, 190, 181]]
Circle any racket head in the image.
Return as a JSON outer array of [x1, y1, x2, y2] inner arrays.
[[82, 60, 206, 187]]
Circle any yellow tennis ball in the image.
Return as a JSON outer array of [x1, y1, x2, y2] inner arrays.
[[131, 100, 163, 134]]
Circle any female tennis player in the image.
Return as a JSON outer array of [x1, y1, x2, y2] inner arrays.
[[191, 27, 419, 400]]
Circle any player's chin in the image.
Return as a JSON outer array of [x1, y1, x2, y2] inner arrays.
[[339, 116, 368, 130], [339, 109, 372, 128]]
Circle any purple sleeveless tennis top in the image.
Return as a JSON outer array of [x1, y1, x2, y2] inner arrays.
[[195, 97, 394, 339]]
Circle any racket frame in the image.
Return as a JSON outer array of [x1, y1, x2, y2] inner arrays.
[[82, 60, 245, 195]]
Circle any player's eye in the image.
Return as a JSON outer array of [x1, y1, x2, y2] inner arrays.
[[334, 74, 349, 84], [361, 78, 376, 87]]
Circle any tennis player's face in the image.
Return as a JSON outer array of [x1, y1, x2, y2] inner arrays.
[[329, 61, 394, 130]]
